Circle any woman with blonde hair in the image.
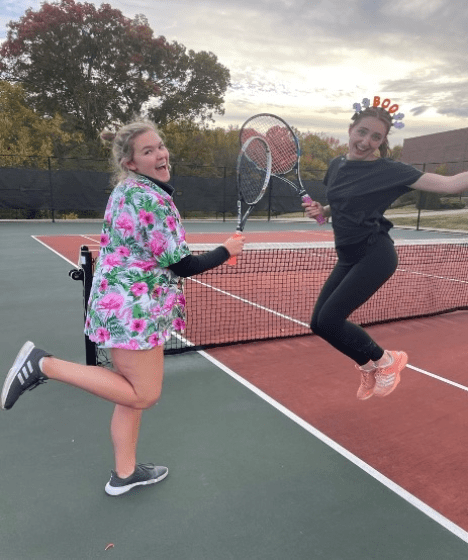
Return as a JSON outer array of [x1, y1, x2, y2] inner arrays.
[[2, 119, 244, 495]]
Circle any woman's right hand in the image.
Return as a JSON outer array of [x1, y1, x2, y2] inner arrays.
[[302, 200, 326, 221], [223, 234, 245, 257]]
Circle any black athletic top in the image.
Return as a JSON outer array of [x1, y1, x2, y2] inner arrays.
[[324, 157, 424, 247]]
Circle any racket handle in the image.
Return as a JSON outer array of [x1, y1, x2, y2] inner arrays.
[[302, 195, 326, 225], [227, 232, 243, 266]]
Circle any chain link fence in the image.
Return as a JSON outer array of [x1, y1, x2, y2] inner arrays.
[[0, 155, 327, 221]]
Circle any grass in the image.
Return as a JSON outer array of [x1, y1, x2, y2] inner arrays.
[[385, 207, 468, 231]]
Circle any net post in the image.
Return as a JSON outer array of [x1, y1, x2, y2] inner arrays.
[[80, 245, 98, 366]]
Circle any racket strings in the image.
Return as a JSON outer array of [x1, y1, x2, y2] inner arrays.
[[240, 116, 298, 175], [238, 147, 269, 204]]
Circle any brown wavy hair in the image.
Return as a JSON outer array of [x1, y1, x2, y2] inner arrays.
[[350, 106, 393, 158]]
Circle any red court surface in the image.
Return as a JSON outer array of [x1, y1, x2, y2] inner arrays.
[[35, 231, 468, 537], [208, 312, 468, 532]]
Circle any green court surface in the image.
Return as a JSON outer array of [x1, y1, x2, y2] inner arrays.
[[1, 221, 468, 559]]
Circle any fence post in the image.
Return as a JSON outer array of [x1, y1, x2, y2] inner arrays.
[[48, 157, 55, 223], [416, 163, 426, 231], [223, 166, 227, 222], [267, 177, 273, 221]]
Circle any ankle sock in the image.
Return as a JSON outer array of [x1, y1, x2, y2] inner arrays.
[[374, 351, 393, 369], [359, 360, 376, 372]]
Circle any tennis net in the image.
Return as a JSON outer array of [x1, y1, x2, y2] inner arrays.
[[73, 239, 468, 364]]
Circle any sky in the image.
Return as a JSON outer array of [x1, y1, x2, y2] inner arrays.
[[1, 0, 468, 147]]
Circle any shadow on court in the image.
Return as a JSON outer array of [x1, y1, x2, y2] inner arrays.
[[1, 222, 468, 559]]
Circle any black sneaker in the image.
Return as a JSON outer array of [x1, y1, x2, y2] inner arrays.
[[1, 341, 50, 410], [105, 463, 169, 496]]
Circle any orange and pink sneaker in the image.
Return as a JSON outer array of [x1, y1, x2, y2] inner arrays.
[[373, 351, 408, 398], [355, 367, 376, 400]]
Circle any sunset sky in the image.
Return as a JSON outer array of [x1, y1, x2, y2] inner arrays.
[[2, 0, 468, 147]]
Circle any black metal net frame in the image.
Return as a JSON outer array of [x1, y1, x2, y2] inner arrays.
[[70, 240, 468, 366]]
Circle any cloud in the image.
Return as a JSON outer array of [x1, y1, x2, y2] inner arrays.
[[410, 106, 429, 116], [1, 0, 468, 142]]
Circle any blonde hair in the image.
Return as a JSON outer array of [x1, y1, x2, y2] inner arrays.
[[101, 120, 163, 185], [350, 106, 392, 158]]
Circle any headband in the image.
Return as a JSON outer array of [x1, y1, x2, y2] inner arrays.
[[352, 96, 405, 129]]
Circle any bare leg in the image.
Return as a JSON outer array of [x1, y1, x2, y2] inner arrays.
[[108, 346, 164, 477], [111, 406, 143, 477], [41, 345, 164, 409]]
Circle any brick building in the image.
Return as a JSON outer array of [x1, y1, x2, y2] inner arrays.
[[401, 127, 468, 175]]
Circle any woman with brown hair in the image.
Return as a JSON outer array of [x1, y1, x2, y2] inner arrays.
[[304, 97, 468, 400]]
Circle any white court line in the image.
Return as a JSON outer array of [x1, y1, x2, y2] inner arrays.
[[188, 277, 310, 328], [81, 234, 101, 246], [407, 364, 468, 392], [32, 235, 77, 267], [199, 349, 468, 545]]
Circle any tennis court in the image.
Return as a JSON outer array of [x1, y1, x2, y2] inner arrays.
[[2, 219, 468, 559]]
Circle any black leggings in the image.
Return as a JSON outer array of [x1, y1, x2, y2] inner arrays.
[[311, 234, 398, 366]]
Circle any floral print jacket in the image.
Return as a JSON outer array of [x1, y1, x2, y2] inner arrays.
[[84, 173, 191, 349]]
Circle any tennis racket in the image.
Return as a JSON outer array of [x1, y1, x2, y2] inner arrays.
[[240, 113, 326, 224], [227, 135, 272, 266]]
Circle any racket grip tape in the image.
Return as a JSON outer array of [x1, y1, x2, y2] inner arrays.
[[302, 195, 326, 225], [226, 232, 243, 266]]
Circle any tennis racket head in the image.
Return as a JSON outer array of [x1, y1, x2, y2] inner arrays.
[[237, 135, 272, 205], [240, 113, 298, 175]]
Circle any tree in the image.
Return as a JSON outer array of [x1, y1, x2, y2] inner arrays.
[[161, 121, 239, 177], [148, 50, 230, 126], [298, 132, 347, 179], [391, 144, 403, 161], [0, 0, 230, 140], [0, 80, 83, 167]]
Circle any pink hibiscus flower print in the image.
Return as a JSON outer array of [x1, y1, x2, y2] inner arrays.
[[176, 293, 186, 306], [94, 327, 111, 343], [149, 305, 162, 320], [172, 318, 186, 331], [166, 216, 177, 231], [149, 231, 168, 257], [118, 197, 126, 210], [148, 332, 164, 347], [99, 278, 109, 292], [102, 253, 122, 269], [116, 246, 131, 258], [139, 209, 155, 227], [116, 212, 135, 237], [152, 286, 164, 298], [130, 319, 147, 333], [163, 293, 176, 312], [117, 340, 140, 350], [134, 259, 157, 272], [97, 293, 125, 316], [100, 233, 110, 247], [130, 282, 149, 297]]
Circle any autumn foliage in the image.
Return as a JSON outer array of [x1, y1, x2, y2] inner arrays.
[[0, 0, 230, 140]]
